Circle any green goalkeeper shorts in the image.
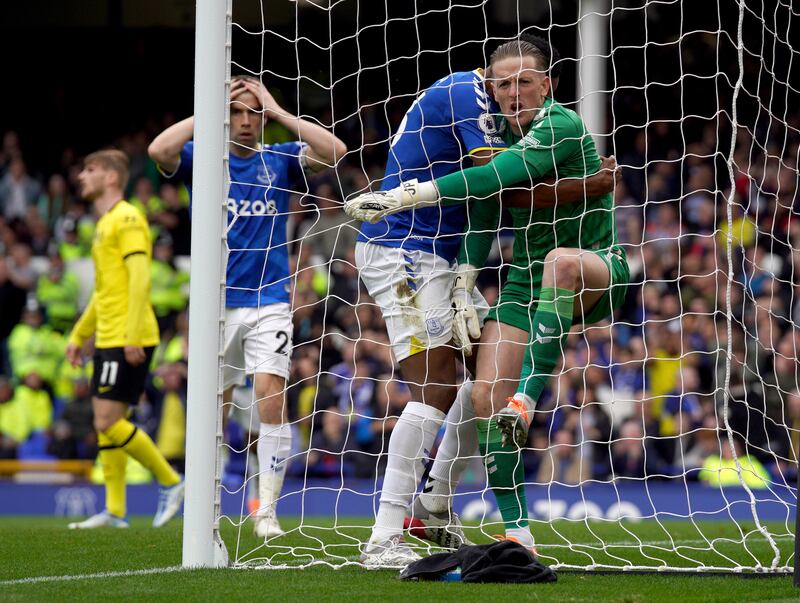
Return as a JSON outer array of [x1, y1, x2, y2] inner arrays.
[[486, 245, 630, 332]]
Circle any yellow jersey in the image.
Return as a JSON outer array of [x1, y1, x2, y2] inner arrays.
[[75, 200, 160, 348]]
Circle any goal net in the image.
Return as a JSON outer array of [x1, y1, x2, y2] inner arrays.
[[208, 0, 799, 573]]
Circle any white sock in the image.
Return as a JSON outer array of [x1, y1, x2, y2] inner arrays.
[[371, 401, 445, 543], [420, 380, 478, 514], [246, 450, 259, 507], [513, 392, 536, 415], [506, 526, 535, 548], [257, 423, 292, 517]]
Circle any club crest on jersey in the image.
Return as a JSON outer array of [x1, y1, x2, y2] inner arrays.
[[256, 163, 277, 186]]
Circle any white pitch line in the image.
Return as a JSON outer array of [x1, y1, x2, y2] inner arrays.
[[540, 535, 795, 549], [0, 565, 185, 586], [4, 534, 795, 584]]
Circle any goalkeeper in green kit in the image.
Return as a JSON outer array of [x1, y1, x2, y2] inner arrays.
[[345, 38, 629, 550]]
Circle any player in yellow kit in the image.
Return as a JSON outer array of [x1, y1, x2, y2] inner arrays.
[[66, 150, 184, 529]]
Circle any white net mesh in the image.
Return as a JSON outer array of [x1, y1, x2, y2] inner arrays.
[[213, 0, 799, 572]]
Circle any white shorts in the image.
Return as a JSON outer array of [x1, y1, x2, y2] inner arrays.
[[356, 241, 489, 362], [223, 303, 292, 389]]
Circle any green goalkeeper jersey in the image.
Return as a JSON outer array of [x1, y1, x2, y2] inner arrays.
[[434, 97, 617, 289]]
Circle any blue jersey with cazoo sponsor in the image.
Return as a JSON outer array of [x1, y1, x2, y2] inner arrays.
[[357, 70, 506, 261], [171, 140, 306, 307]]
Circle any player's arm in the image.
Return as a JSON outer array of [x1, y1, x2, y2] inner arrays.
[[148, 117, 195, 175], [241, 79, 347, 173], [124, 252, 150, 366], [459, 106, 618, 210], [450, 160, 501, 355], [500, 155, 620, 209], [344, 147, 533, 223], [437, 123, 583, 205], [458, 151, 498, 270], [66, 293, 97, 367], [119, 215, 154, 366], [343, 117, 584, 222]]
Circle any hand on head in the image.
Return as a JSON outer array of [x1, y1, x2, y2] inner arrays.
[[231, 78, 287, 120]]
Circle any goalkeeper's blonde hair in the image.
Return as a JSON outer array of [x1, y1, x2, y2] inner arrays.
[[487, 39, 549, 77]]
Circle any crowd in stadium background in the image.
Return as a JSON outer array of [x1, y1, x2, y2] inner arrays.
[[0, 94, 797, 488]]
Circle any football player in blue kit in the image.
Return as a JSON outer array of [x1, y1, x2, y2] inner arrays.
[[356, 35, 617, 567], [356, 67, 505, 567], [149, 75, 347, 539]]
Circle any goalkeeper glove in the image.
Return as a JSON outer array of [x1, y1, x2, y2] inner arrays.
[[343, 178, 439, 224], [451, 263, 481, 356]]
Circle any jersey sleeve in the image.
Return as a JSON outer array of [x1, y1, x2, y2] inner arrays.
[[450, 77, 507, 156], [269, 141, 308, 186], [159, 141, 195, 183], [458, 199, 501, 268], [436, 146, 536, 204], [513, 112, 584, 179], [116, 210, 151, 259]]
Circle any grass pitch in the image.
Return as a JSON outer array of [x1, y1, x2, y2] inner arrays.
[[0, 517, 797, 602]]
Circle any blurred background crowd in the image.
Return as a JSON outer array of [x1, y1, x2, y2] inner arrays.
[[0, 96, 797, 493]]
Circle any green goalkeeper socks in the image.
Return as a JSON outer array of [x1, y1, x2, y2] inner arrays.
[[477, 418, 528, 530], [517, 287, 574, 404]]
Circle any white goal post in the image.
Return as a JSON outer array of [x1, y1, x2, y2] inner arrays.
[[182, 0, 230, 568]]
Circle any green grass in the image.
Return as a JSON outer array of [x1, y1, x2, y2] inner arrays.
[[0, 517, 797, 602]]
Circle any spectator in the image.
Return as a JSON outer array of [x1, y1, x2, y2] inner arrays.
[[611, 418, 664, 479], [25, 208, 51, 256], [36, 252, 80, 334], [0, 131, 22, 176], [289, 352, 325, 449], [306, 406, 356, 478], [14, 370, 53, 437], [152, 362, 187, 473], [7, 299, 63, 386], [149, 234, 189, 337], [37, 174, 73, 231], [569, 381, 612, 480], [536, 426, 581, 485], [300, 182, 358, 261], [718, 199, 757, 249], [129, 175, 163, 242], [7, 242, 37, 291], [698, 434, 770, 489], [48, 376, 95, 460], [54, 201, 95, 260], [683, 415, 723, 473], [54, 217, 84, 261], [0, 157, 41, 223], [152, 182, 191, 256], [0, 377, 25, 458]]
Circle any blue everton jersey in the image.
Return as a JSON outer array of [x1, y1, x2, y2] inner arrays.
[[172, 140, 306, 307], [358, 70, 506, 261]]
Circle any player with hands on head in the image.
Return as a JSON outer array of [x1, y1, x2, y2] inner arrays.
[[149, 74, 346, 539], [66, 149, 185, 530]]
